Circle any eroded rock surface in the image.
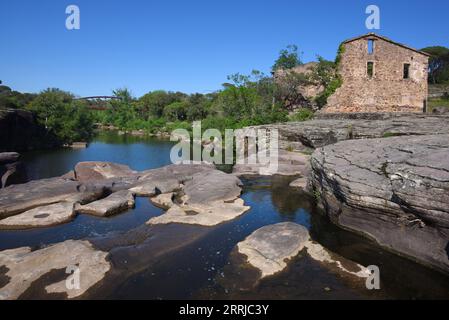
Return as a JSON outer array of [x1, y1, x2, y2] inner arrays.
[[74, 161, 137, 181], [250, 114, 449, 149], [147, 170, 249, 226], [237, 222, 309, 277], [310, 134, 449, 273], [0, 202, 76, 229], [76, 190, 135, 217], [223, 222, 369, 292], [0, 177, 104, 219], [0, 240, 110, 299], [0, 162, 247, 228]]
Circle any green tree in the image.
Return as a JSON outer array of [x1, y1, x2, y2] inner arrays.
[[164, 101, 189, 121], [421, 46, 449, 84], [138, 90, 186, 118], [272, 45, 301, 72], [27, 88, 94, 144]]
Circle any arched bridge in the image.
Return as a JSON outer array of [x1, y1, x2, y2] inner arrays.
[[75, 96, 122, 110]]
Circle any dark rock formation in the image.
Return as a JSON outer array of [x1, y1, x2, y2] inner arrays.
[[0, 152, 27, 188], [0, 109, 59, 152], [309, 134, 449, 274]]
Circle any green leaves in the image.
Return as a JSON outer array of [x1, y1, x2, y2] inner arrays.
[[272, 45, 302, 72], [27, 89, 94, 144]]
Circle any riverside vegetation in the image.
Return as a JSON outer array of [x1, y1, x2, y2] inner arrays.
[[0, 45, 343, 145]]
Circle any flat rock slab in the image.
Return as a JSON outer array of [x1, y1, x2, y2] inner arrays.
[[0, 177, 104, 219], [0, 202, 76, 229], [310, 134, 449, 274], [147, 169, 250, 226], [237, 222, 310, 278], [147, 199, 250, 226], [0, 240, 110, 299], [183, 170, 243, 204], [76, 190, 135, 217]]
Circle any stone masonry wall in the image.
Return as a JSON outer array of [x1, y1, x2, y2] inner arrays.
[[325, 37, 429, 113]]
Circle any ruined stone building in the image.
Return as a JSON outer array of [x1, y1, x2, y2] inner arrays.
[[325, 33, 430, 113]]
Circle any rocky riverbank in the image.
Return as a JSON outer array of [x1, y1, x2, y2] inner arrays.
[[248, 113, 449, 275]]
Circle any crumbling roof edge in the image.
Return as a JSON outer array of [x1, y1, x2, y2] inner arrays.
[[342, 33, 431, 57]]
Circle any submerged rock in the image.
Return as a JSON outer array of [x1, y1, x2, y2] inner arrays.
[[310, 134, 449, 274], [0, 202, 76, 229], [289, 176, 308, 190], [0, 240, 110, 299], [219, 222, 369, 293]]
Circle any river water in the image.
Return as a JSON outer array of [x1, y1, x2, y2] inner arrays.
[[2, 131, 449, 299]]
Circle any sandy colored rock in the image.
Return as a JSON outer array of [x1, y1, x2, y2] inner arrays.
[[0, 202, 76, 229], [147, 169, 250, 226], [289, 177, 307, 189], [76, 190, 135, 217], [147, 198, 250, 226], [149, 193, 174, 209], [74, 161, 137, 181], [0, 177, 104, 219], [0, 240, 110, 299], [237, 222, 310, 278], [305, 241, 370, 278], [129, 178, 180, 196]]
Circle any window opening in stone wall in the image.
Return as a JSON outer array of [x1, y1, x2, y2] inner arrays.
[[403, 63, 410, 79], [368, 39, 374, 54], [367, 61, 374, 77]]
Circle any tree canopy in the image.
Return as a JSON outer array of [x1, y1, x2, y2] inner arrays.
[[421, 46, 449, 84], [272, 45, 302, 72]]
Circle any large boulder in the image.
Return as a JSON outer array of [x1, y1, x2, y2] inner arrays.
[[0, 152, 27, 188], [74, 162, 137, 181], [310, 134, 449, 274]]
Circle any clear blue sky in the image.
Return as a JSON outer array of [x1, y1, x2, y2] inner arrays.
[[1, 0, 448, 97]]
